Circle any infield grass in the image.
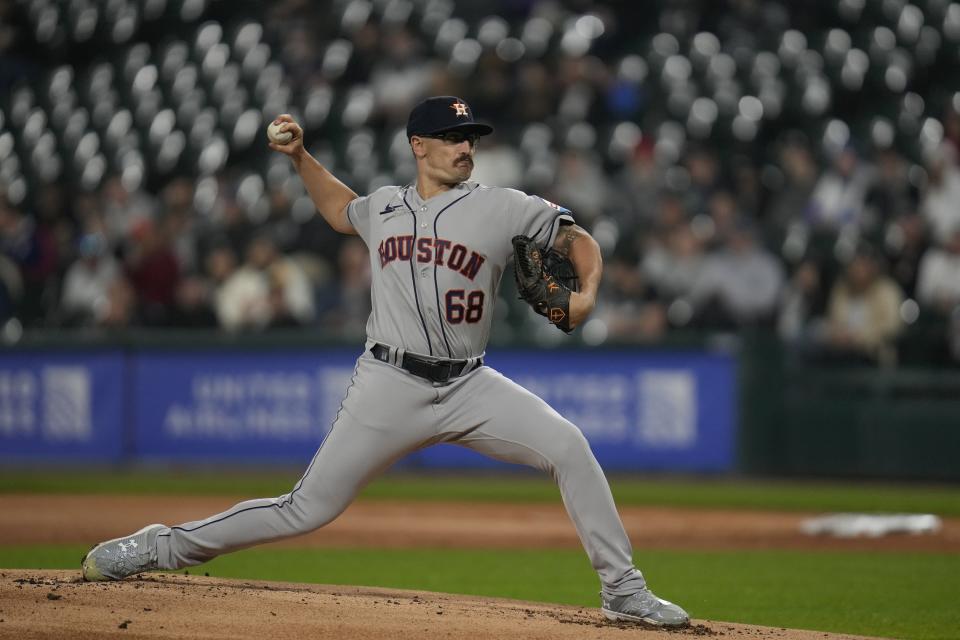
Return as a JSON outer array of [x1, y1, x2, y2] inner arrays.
[[2, 468, 960, 516], [2, 546, 957, 640]]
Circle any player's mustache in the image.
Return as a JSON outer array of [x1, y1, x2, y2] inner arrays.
[[455, 155, 473, 166]]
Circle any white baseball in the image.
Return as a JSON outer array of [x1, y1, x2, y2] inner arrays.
[[267, 121, 293, 145]]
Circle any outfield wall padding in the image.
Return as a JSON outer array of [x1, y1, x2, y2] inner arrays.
[[0, 346, 736, 472]]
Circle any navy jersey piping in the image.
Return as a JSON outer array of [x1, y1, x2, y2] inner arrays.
[[534, 211, 568, 248], [433, 188, 475, 357], [158, 357, 362, 536], [402, 188, 434, 356]]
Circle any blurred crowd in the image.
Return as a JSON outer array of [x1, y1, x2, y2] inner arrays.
[[0, 174, 370, 337], [2, 0, 960, 366]]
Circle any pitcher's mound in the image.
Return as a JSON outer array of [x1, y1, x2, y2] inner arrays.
[[2, 570, 882, 640]]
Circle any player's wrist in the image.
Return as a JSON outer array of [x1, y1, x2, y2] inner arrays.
[[568, 291, 596, 328], [289, 145, 307, 168]]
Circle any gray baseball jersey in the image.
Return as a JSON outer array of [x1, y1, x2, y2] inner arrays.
[[154, 181, 648, 599], [347, 181, 572, 358]]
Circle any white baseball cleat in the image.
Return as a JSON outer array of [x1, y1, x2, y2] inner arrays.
[[81, 524, 166, 581], [601, 588, 691, 627]]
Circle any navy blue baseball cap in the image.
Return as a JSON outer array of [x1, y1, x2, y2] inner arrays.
[[406, 96, 494, 139]]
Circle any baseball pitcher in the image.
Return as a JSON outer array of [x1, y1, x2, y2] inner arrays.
[[81, 96, 690, 627]]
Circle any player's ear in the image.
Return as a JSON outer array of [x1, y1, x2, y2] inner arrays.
[[410, 136, 427, 159]]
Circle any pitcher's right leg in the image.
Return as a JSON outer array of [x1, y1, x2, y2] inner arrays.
[[155, 411, 407, 569], [155, 357, 434, 570], [82, 355, 435, 580]]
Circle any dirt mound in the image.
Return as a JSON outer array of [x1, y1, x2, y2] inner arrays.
[[0, 570, 884, 640]]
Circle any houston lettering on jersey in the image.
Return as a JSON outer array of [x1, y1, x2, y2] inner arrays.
[[378, 235, 486, 280]]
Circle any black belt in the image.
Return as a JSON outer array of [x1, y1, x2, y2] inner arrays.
[[370, 343, 481, 383]]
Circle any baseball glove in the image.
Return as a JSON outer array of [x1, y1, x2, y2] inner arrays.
[[512, 235, 579, 333]]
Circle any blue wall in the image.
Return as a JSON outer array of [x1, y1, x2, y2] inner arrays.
[[0, 347, 736, 472]]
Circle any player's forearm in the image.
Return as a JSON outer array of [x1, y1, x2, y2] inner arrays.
[[568, 266, 601, 328], [555, 225, 602, 328], [291, 150, 359, 235]]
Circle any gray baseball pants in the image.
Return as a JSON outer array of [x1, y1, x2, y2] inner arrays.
[[156, 352, 647, 596]]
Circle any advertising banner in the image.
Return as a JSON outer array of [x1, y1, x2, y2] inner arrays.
[[132, 349, 361, 462], [2, 346, 736, 472], [412, 349, 736, 472], [0, 351, 126, 461]]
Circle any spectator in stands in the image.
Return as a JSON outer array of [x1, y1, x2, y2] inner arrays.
[[289, 210, 342, 271], [765, 135, 818, 235], [0, 253, 20, 325], [0, 195, 50, 324], [730, 156, 763, 219], [654, 192, 688, 232], [943, 102, 960, 156], [261, 185, 300, 253], [344, 22, 380, 85], [920, 144, 960, 246], [683, 146, 721, 217], [59, 232, 127, 327], [168, 275, 217, 329], [0, 197, 38, 270], [642, 222, 704, 303], [370, 27, 434, 125], [594, 243, 666, 342], [551, 149, 613, 228], [259, 235, 315, 329], [777, 259, 827, 347], [884, 212, 928, 299], [125, 219, 181, 325], [916, 227, 960, 314], [99, 175, 156, 249], [705, 190, 740, 248], [72, 192, 101, 245], [688, 220, 784, 328], [616, 138, 661, 229], [215, 233, 314, 332], [160, 178, 199, 273], [214, 241, 270, 332], [279, 24, 320, 88], [806, 146, 874, 232], [5, 0, 959, 355], [821, 246, 904, 366], [0, 0, 28, 93], [29, 185, 72, 320], [472, 137, 524, 190], [319, 236, 371, 339], [555, 55, 605, 120], [208, 191, 255, 261], [204, 243, 240, 327], [511, 61, 557, 124], [866, 148, 915, 225], [465, 50, 513, 125]]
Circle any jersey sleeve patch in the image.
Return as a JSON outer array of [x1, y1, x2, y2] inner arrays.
[[534, 195, 572, 214]]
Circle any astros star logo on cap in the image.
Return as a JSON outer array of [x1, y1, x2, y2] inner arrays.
[[451, 101, 469, 117]]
